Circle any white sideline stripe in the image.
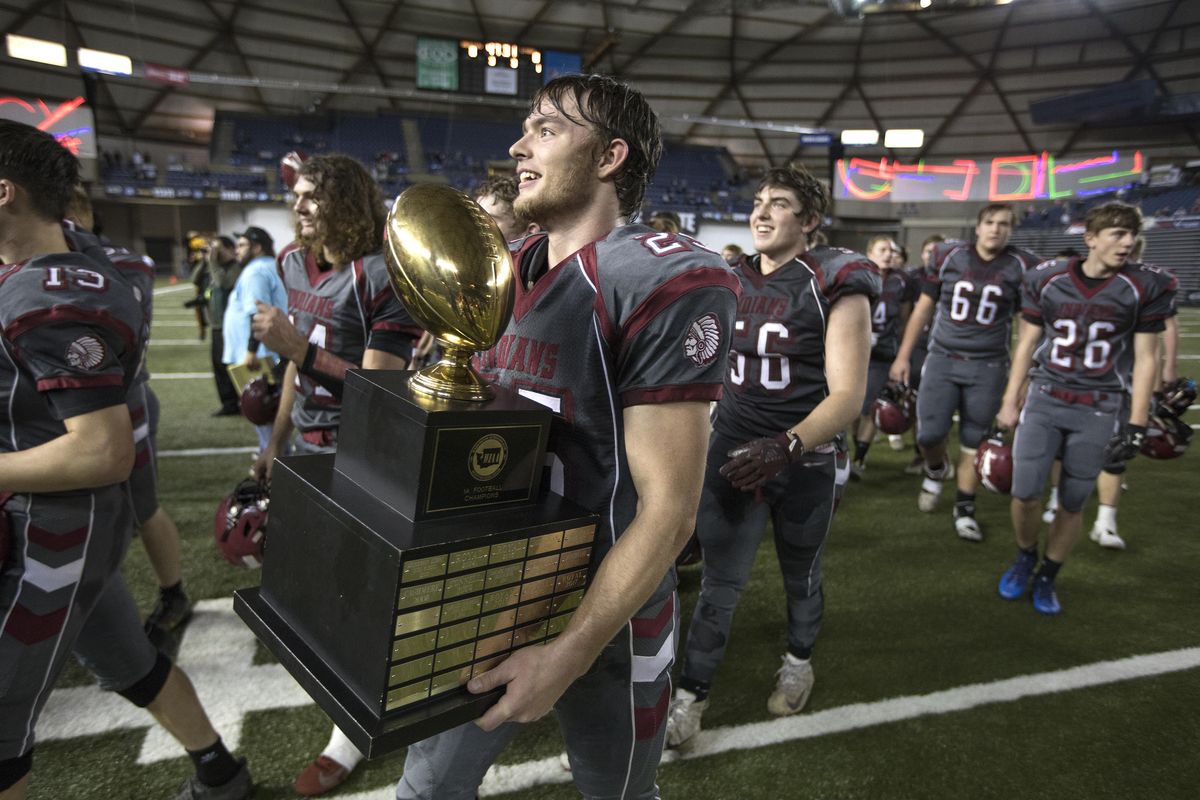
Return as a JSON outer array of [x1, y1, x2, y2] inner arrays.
[[1177, 354, 1200, 360], [150, 339, 206, 346], [150, 372, 210, 379], [333, 647, 1200, 799], [159, 446, 257, 457], [152, 284, 192, 296]]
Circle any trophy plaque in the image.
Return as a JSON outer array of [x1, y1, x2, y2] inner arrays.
[[234, 186, 600, 757]]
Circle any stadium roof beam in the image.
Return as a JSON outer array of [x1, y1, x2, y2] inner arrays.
[[467, 0, 491, 42], [1056, 0, 1200, 157], [726, 7, 771, 165], [913, 4, 1018, 160], [197, 0, 272, 115], [789, 16, 870, 163], [2, 0, 58, 37], [514, 0, 555, 42], [129, 4, 250, 134], [61, 3, 131, 136], [613, 0, 708, 77], [331, 0, 402, 111], [908, 8, 1032, 156], [683, 11, 838, 142]]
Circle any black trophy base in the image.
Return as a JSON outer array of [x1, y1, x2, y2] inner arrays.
[[234, 587, 501, 758]]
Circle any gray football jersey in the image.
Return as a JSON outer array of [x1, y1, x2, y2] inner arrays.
[[0, 238, 145, 462], [715, 245, 881, 442], [869, 268, 913, 362], [1025, 257, 1177, 391], [476, 226, 739, 561], [279, 249, 422, 432], [924, 242, 1040, 359]]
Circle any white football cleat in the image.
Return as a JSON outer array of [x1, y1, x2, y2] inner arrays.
[[665, 689, 709, 748], [1089, 526, 1126, 550], [954, 515, 983, 542], [767, 657, 814, 716]]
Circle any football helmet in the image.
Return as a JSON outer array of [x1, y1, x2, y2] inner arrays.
[[214, 479, 269, 568], [873, 384, 915, 435], [1140, 414, 1192, 460], [280, 150, 308, 191], [1158, 377, 1196, 419], [241, 376, 280, 426], [974, 428, 1013, 494]]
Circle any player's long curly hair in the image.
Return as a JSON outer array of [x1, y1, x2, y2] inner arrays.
[[530, 74, 662, 218], [295, 154, 385, 265]]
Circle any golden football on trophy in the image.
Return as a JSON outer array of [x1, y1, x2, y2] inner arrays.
[[384, 184, 514, 401]]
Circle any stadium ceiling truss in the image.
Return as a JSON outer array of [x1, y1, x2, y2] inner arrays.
[[2, 0, 1198, 168]]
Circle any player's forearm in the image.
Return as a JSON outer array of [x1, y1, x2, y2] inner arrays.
[[299, 344, 355, 398], [1128, 334, 1161, 426], [1162, 317, 1179, 382], [549, 497, 695, 678], [791, 390, 861, 450], [0, 408, 133, 492]]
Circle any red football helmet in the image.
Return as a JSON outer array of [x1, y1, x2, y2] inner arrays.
[[279, 150, 308, 192], [241, 376, 279, 426], [1140, 414, 1192, 460], [214, 479, 269, 568], [975, 428, 1013, 494], [873, 384, 915, 435]]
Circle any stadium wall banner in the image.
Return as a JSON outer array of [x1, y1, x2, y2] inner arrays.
[[836, 150, 1143, 203]]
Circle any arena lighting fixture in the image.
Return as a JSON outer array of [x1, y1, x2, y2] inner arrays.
[[77, 47, 132, 76], [6, 34, 67, 67], [884, 128, 924, 148], [841, 129, 880, 146]]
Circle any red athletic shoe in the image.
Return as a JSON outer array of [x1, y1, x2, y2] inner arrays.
[[293, 755, 350, 797]]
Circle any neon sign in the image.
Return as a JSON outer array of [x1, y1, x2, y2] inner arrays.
[[836, 151, 1143, 203], [0, 95, 96, 157]]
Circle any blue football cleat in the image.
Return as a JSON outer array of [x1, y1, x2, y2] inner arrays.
[[1031, 575, 1062, 615], [998, 550, 1038, 600]]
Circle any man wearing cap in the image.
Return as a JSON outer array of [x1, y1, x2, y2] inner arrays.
[[225, 227, 288, 451]]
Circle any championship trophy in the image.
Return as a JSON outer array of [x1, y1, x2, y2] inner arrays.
[[234, 185, 599, 757]]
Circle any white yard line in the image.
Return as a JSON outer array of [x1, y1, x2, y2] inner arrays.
[[148, 372, 210, 379], [329, 647, 1200, 799], [150, 339, 207, 346], [158, 446, 256, 457], [152, 284, 193, 296]]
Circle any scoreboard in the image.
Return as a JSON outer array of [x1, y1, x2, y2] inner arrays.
[[416, 37, 581, 100]]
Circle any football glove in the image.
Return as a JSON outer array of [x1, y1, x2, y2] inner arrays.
[[719, 432, 801, 492], [1103, 423, 1146, 465]]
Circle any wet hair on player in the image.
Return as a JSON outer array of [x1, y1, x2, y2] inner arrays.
[[975, 203, 1015, 226], [756, 164, 830, 232], [0, 119, 80, 222], [296, 154, 386, 264], [1085, 201, 1142, 237], [475, 175, 531, 229], [529, 74, 663, 218]]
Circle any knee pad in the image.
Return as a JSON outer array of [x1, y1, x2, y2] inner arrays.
[[959, 420, 988, 449], [0, 750, 33, 791], [117, 652, 172, 708], [1058, 473, 1095, 514], [1102, 461, 1127, 476]]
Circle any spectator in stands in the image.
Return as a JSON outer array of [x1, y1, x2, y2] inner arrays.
[[474, 176, 538, 242], [224, 226, 287, 453], [191, 236, 242, 415], [648, 210, 681, 233], [722, 243, 743, 265]]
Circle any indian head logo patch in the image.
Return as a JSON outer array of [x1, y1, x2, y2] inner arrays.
[[684, 313, 721, 367], [66, 335, 106, 370]]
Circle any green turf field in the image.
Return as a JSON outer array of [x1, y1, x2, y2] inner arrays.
[[25, 284, 1200, 799]]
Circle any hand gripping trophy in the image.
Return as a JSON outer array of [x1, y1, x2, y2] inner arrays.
[[235, 185, 599, 756]]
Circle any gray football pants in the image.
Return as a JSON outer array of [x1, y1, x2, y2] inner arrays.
[[680, 430, 838, 689]]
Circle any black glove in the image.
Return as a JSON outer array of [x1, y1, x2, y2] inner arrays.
[[719, 433, 800, 492], [1103, 424, 1146, 464], [183, 295, 206, 309]]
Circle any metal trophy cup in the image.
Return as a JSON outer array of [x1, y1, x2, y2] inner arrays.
[[234, 185, 599, 757]]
